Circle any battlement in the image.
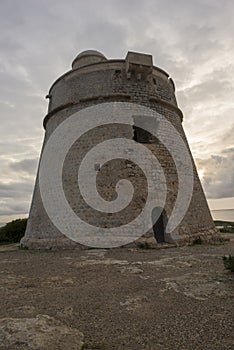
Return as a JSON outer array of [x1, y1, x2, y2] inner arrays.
[[44, 50, 180, 129]]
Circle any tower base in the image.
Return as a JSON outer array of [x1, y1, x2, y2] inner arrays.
[[20, 228, 220, 250]]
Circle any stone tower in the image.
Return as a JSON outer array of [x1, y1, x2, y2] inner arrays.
[[21, 50, 218, 249]]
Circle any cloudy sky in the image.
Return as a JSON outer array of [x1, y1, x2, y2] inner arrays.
[[0, 0, 233, 225]]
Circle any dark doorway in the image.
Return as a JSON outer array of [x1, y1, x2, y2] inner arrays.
[[152, 207, 166, 243]]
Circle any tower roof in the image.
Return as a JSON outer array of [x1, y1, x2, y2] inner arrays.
[[72, 50, 107, 69]]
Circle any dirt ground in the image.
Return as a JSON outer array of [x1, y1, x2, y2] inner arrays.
[[0, 235, 233, 350]]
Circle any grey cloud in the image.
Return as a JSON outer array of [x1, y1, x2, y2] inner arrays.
[[0, 141, 42, 161], [180, 78, 233, 105], [0, 181, 34, 199], [0, 180, 33, 220], [222, 147, 234, 155], [10, 158, 38, 175], [222, 125, 234, 147], [0, 203, 29, 216], [196, 147, 234, 199], [0, 0, 234, 221]]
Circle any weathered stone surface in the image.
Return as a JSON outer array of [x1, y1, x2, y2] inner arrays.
[[0, 315, 84, 350], [120, 295, 149, 311], [0, 239, 233, 350]]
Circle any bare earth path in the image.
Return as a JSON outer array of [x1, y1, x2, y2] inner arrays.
[[0, 237, 233, 350]]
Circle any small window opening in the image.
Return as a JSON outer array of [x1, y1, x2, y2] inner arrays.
[[133, 126, 153, 143]]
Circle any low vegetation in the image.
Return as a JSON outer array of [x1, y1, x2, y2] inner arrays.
[[0, 218, 27, 244], [192, 236, 202, 245], [223, 255, 234, 272], [137, 241, 151, 249], [214, 220, 234, 233]]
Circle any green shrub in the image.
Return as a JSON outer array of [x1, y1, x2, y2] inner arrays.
[[214, 221, 234, 233], [137, 241, 151, 249], [0, 218, 27, 244], [214, 220, 234, 226], [220, 226, 234, 233], [192, 236, 202, 245], [223, 255, 234, 272]]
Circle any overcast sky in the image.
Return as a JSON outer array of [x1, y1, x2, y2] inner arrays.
[[0, 0, 233, 225]]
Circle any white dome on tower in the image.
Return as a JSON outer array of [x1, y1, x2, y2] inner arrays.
[[72, 50, 107, 69]]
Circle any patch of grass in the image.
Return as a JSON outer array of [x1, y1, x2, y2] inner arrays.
[[19, 245, 28, 250], [137, 241, 151, 249], [223, 255, 234, 272], [220, 226, 234, 233], [192, 236, 202, 245]]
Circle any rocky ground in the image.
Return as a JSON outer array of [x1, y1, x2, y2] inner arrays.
[[0, 235, 233, 350]]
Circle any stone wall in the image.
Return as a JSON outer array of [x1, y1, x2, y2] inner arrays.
[[21, 51, 218, 249]]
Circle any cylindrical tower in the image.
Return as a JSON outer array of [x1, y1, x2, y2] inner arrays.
[[21, 50, 218, 249]]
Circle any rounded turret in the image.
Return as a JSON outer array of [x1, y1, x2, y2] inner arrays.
[[72, 50, 107, 69]]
